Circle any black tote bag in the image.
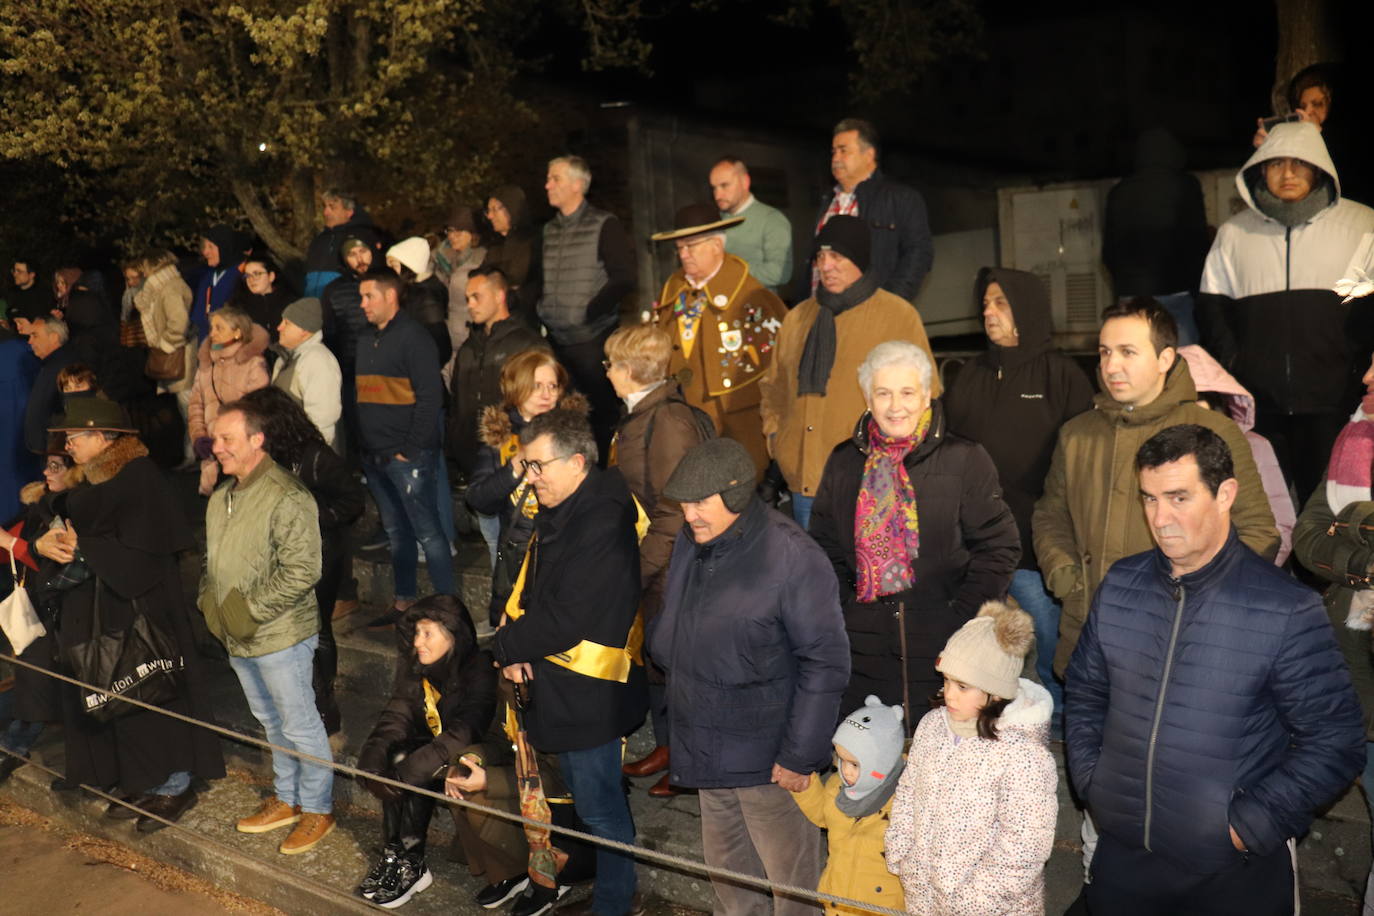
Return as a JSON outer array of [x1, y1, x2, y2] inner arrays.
[[64, 580, 185, 724]]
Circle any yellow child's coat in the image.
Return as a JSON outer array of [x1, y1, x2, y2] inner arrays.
[[792, 772, 904, 915]]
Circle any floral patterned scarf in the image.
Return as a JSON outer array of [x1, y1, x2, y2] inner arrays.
[[854, 410, 931, 602]]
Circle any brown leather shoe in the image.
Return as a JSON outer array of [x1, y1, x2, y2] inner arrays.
[[647, 773, 681, 798], [279, 812, 336, 855], [236, 795, 301, 834], [621, 746, 669, 778], [332, 598, 359, 620]]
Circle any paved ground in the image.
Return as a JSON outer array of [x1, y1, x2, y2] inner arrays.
[[0, 797, 277, 915]]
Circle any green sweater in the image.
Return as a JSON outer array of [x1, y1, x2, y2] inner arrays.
[[200, 454, 322, 658], [722, 197, 793, 292]]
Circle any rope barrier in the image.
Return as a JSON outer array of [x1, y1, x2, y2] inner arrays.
[[0, 649, 909, 916]]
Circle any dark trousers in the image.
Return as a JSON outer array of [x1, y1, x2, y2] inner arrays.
[[312, 530, 346, 733], [1251, 408, 1345, 508], [1087, 831, 1294, 916], [383, 778, 440, 858], [552, 330, 618, 466]]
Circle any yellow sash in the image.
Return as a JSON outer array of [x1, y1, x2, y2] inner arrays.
[[503, 496, 650, 682], [422, 678, 443, 736]]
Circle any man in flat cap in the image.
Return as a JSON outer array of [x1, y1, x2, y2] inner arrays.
[[649, 437, 850, 916], [651, 204, 788, 477], [272, 297, 343, 447], [760, 214, 939, 529]]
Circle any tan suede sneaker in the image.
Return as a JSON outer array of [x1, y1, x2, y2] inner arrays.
[[279, 812, 336, 855], [236, 796, 301, 834]]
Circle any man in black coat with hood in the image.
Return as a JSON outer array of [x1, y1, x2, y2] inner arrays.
[[943, 267, 1094, 731]]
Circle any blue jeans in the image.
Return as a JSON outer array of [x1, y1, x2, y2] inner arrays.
[[0, 719, 43, 757], [477, 512, 500, 572], [366, 449, 455, 599], [1009, 569, 1063, 728], [229, 636, 334, 813], [791, 494, 815, 531], [559, 738, 637, 914], [148, 770, 191, 796]]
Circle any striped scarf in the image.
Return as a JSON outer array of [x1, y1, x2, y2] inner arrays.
[[854, 411, 931, 602]]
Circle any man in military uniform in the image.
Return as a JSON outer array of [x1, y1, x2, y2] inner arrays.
[[650, 204, 788, 477]]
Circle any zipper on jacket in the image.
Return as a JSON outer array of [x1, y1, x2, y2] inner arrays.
[[1284, 227, 1292, 404], [1143, 580, 1186, 851], [896, 600, 911, 739]]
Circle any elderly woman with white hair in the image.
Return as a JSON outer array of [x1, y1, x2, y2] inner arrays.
[[809, 340, 1020, 730]]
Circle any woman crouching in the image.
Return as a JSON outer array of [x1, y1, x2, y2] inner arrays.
[[355, 595, 496, 908]]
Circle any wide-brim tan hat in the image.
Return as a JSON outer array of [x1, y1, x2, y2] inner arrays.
[[650, 203, 744, 242]]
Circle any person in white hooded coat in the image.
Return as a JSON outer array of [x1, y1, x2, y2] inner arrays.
[[1197, 121, 1374, 503]]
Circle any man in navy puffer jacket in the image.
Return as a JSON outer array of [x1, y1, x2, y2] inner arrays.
[[1065, 423, 1363, 914]]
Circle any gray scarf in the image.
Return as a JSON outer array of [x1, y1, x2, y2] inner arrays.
[[1251, 180, 1335, 227], [834, 754, 905, 819], [797, 272, 880, 396]]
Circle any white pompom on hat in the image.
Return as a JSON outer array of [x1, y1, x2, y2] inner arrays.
[[936, 600, 1034, 700]]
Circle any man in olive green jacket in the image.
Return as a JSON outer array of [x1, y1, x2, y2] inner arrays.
[[1032, 299, 1279, 676], [201, 402, 336, 855]]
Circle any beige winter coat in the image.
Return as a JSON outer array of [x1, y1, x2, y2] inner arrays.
[[133, 263, 195, 393], [885, 680, 1057, 916]]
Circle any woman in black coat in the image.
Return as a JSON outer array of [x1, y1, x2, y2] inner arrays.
[[35, 402, 224, 829], [809, 341, 1021, 730], [0, 452, 79, 782], [237, 386, 365, 734], [354, 595, 497, 907], [465, 349, 584, 628]]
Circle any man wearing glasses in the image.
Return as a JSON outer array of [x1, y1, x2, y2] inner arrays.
[[491, 408, 647, 916], [650, 203, 787, 478]]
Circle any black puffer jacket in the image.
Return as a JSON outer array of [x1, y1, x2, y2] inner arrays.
[[943, 268, 1094, 570], [402, 276, 453, 370], [357, 596, 497, 786], [490, 467, 646, 753], [809, 401, 1021, 720]]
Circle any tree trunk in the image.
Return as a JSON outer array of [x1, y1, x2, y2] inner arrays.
[[228, 175, 304, 262], [1271, 0, 1337, 112], [290, 168, 319, 254]]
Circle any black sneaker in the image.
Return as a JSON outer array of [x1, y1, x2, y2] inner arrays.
[[476, 874, 530, 909], [373, 853, 433, 909], [358, 846, 402, 900], [510, 882, 570, 916]]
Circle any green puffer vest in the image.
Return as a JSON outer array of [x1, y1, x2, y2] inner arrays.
[[200, 454, 322, 658]]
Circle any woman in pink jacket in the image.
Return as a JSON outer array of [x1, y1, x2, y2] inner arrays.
[[1178, 344, 1296, 565], [187, 306, 269, 494]]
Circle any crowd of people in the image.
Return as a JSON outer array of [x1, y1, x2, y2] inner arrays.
[[0, 83, 1373, 916]]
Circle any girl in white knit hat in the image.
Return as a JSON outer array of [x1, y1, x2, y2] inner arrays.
[[884, 600, 1058, 916]]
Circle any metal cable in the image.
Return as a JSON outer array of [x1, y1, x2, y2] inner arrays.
[[0, 650, 908, 916]]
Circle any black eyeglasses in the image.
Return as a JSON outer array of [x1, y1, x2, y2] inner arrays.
[[519, 455, 571, 478]]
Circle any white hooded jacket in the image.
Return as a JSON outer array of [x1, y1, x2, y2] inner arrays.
[[1198, 122, 1374, 415]]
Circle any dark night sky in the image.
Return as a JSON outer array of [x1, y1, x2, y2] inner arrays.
[[529, 0, 1364, 180]]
